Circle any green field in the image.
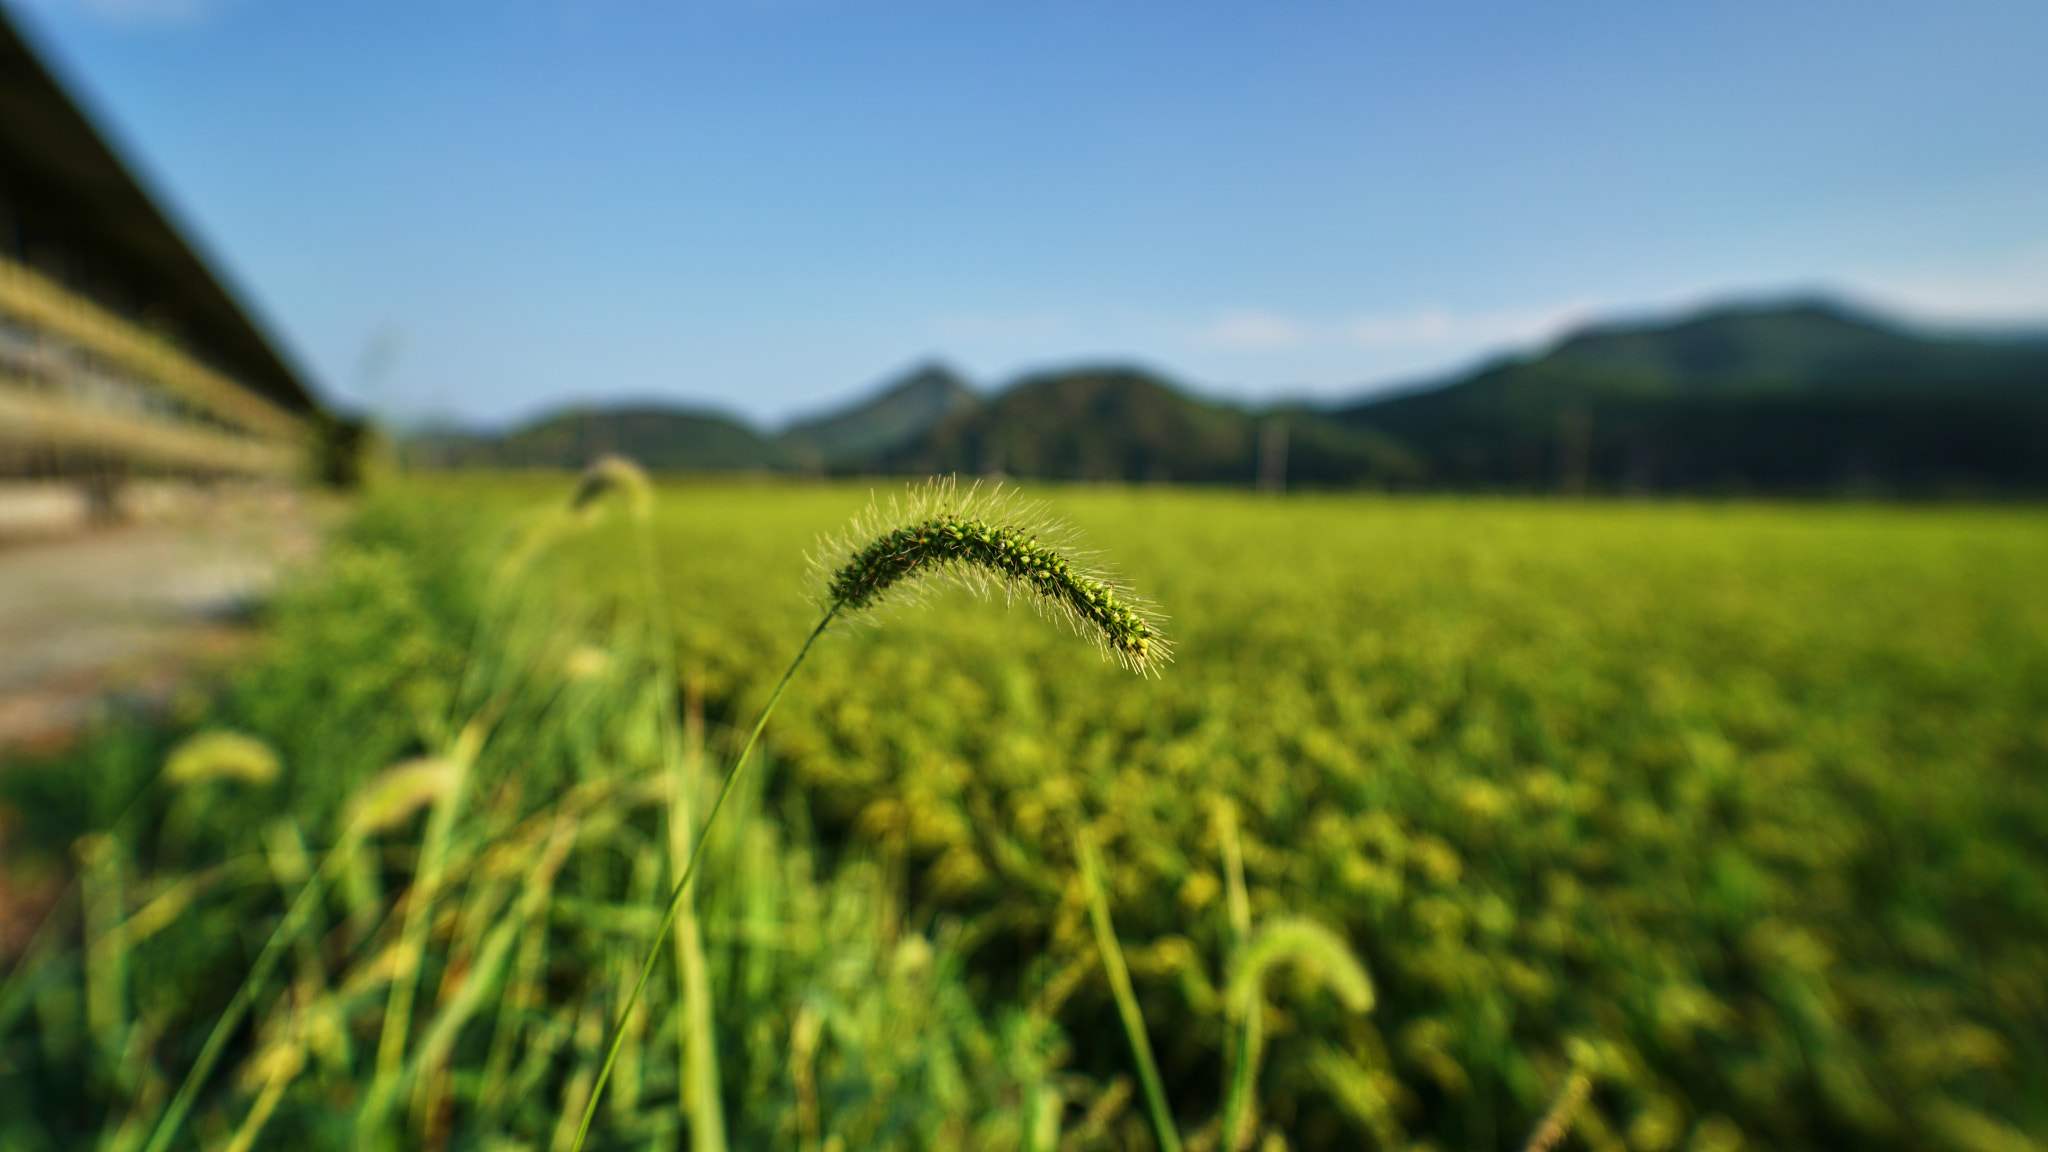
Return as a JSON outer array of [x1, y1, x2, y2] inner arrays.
[[4, 478, 2046, 1152]]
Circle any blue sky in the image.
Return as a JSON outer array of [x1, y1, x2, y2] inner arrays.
[[8, 0, 2046, 428]]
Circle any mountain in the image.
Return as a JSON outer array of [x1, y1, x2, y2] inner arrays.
[[403, 406, 786, 471], [1535, 300, 2048, 392], [779, 363, 981, 471], [1332, 300, 2048, 493], [396, 298, 2048, 493], [880, 366, 1420, 486]]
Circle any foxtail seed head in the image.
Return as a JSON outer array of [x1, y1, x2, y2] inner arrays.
[[570, 454, 653, 519], [811, 477, 1170, 674]]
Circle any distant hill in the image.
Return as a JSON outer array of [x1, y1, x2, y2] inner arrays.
[[398, 298, 2048, 493], [779, 363, 981, 471], [882, 368, 1245, 481], [880, 367, 1419, 486], [404, 406, 786, 472], [1536, 300, 2048, 392], [399, 365, 1414, 487], [1333, 300, 2048, 493]]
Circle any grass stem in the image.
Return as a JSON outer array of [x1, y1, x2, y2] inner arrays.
[[140, 850, 338, 1152], [1215, 802, 1256, 1151], [1077, 825, 1184, 1152], [632, 502, 728, 1152], [567, 605, 839, 1152]]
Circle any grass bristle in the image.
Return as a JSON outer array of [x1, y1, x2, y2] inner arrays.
[[811, 477, 1171, 674]]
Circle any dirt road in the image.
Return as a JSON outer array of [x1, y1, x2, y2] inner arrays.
[[0, 488, 321, 753]]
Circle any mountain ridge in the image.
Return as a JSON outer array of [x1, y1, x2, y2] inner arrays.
[[779, 363, 981, 471], [399, 297, 2048, 493], [1331, 298, 2048, 492]]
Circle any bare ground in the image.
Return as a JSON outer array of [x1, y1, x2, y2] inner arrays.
[[0, 485, 323, 754]]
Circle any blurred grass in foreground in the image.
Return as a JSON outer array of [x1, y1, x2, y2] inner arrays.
[[3, 475, 2046, 1152]]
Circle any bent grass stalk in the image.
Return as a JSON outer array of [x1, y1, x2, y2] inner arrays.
[[1220, 917, 1375, 1149], [1520, 1068, 1594, 1152], [569, 476, 1169, 1151], [1077, 825, 1184, 1152], [816, 478, 1169, 674], [1211, 794, 1377, 1151]]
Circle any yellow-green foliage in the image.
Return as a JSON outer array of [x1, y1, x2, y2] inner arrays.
[[577, 482, 2048, 1151], [4, 477, 2046, 1152]]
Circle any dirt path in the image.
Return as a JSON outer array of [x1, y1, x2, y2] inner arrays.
[[0, 488, 323, 755]]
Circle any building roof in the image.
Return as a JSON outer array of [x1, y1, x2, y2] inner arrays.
[[0, 9, 320, 416]]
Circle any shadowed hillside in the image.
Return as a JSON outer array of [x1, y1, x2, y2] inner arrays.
[[880, 367, 1419, 485], [882, 368, 1244, 481], [405, 406, 786, 471], [1334, 300, 2048, 493], [779, 363, 982, 471], [1538, 300, 2048, 390]]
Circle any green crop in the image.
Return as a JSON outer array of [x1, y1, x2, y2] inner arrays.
[[3, 477, 2045, 1152]]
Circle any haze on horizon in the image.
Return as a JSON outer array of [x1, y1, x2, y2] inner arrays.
[[7, 0, 2044, 430]]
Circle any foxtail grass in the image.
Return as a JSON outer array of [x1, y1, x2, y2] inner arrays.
[[1520, 1068, 1594, 1152], [813, 477, 1170, 674], [1220, 917, 1374, 1149], [569, 475, 1170, 1150], [1209, 798, 1377, 1151]]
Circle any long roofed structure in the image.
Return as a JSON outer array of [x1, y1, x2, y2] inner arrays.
[[0, 7, 332, 494]]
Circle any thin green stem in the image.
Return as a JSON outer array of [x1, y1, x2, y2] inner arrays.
[[568, 605, 839, 1152], [1220, 1007, 1264, 1152], [141, 848, 339, 1152], [632, 508, 727, 1152], [1216, 801, 1256, 1151], [1077, 826, 1184, 1152]]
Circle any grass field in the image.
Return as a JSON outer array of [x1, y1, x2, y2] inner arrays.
[[4, 476, 2046, 1152]]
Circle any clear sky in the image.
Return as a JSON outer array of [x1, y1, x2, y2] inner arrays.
[[8, 0, 2046, 428]]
